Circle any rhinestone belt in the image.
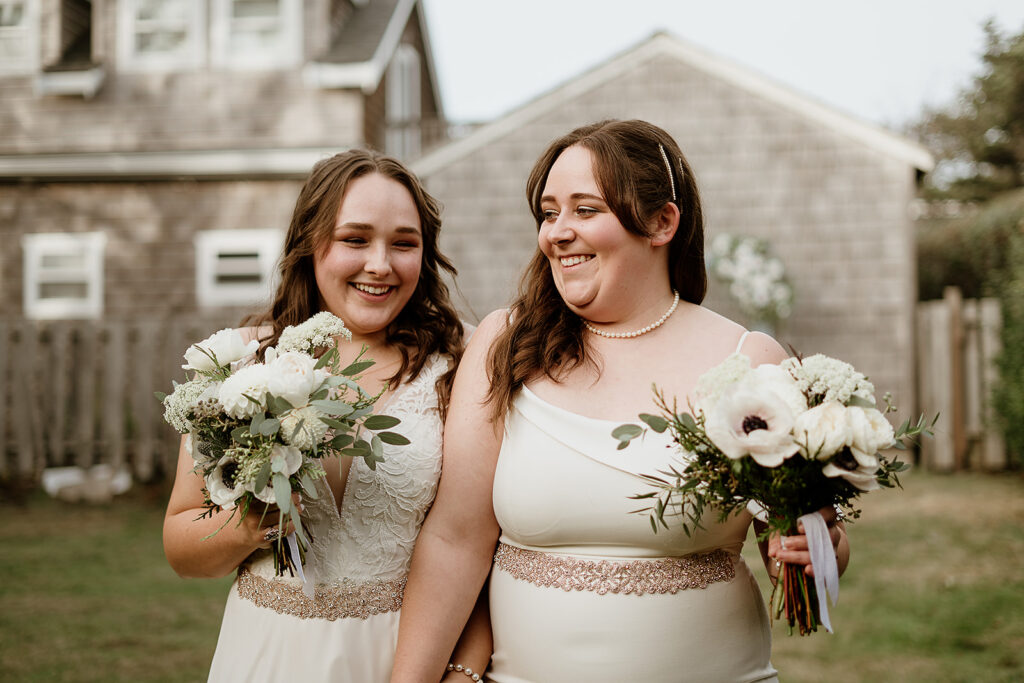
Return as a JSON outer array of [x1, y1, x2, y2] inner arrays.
[[493, 542, 735, 596], [236, 568, 405, 620]]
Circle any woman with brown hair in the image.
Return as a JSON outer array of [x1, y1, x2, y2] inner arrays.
[[163, 149, 478, 681], [391, 120, 848, 682]]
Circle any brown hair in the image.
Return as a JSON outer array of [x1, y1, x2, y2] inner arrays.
[[486, 120, 706, 419], [244, 149, 464, 415]]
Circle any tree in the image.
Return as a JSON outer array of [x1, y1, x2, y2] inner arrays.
[[915, 21, 1024, 201]]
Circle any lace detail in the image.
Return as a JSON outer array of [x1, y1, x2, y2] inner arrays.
[[240, 353, 448, 609], [493, 543, 735, 596]]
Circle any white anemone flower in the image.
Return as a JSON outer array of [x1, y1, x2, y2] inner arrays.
[[823, 448, 881, 491], [206, 456, 245, 508], [705, 385, 798, 468]]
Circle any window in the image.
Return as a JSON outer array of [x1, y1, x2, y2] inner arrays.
[[211, 0, 301, 69], [22, 232, 106, 319], [195, 229, 282, 307], [118, 0, 205, 71], [0, 0, 38, 75], [385, 44, 421, 160]]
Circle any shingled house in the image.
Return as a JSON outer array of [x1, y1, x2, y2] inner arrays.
[[413, 32, 933, 412], [0, 0, 443, 321]]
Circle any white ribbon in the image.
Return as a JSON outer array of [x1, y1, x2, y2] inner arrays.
[[798, 510, 839, 633], [286, 532, 316, 599]]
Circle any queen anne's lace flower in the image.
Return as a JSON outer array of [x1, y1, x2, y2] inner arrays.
[[162, 377, 213, 432], [783, 354, 876, 406], [694, 353, 752, 416], [277, 312, 352, 354]]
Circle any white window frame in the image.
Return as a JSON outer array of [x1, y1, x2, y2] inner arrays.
[[22, 232, 106, 320], [195, 229, 283, 307], [210, 0, 302, 70], [117, 0, 206, 72], [385, 44, 421, 159], [0, 0, 39, 75]]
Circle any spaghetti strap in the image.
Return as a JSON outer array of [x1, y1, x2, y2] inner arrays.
[[734, 330, 750, 354]]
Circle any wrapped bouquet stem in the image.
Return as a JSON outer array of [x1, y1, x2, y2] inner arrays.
[[614, 352, 935, 636]]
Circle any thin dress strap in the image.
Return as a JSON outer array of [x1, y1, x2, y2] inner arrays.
[[734, 330, 751, 354]]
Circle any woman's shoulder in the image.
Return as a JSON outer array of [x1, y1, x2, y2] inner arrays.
[[681, 305, 787, 366], [466, 309, 509, 348]]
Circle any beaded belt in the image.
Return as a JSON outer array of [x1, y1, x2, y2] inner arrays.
[[493, 542, 735, 596], [236, 569, 405, 620]]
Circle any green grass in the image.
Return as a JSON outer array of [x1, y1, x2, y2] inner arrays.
[[1, 471, 1022, 682], [742, 470, 1024, 682]]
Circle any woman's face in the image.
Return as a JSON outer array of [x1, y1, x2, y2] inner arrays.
[[313, 172, 423, 345], [537, 145, 662, 320]]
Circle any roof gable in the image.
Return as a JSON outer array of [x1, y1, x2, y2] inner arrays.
[[414, 31, 933, 177]]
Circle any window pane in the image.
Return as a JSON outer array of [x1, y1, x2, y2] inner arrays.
[[215, 252, 262, 284], [136, 29, 187, 54], [0, 2, 25, 27], [39, 282, 89, 300], [136, 0, 187, 23], [232, 0, 279, 20], [40, 251, 87, 270]]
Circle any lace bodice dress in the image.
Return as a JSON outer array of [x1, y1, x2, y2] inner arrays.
[[207, 354, 448, 683], [487, 382, 778, 683]]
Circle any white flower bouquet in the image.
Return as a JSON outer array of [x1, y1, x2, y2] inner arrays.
[[157, 312, 408, 577], [707, 234, 793, 327], [614, 352, 934, 635]]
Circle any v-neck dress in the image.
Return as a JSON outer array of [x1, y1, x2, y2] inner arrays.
[[207, 354, 448, 683], [487, 380, 778, 682]]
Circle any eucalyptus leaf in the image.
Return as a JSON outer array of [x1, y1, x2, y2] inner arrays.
[[254, 460, 272, 495], [363, 414, 401, 430], [611, 424, 643, 441], [300, 473, 319, 499], [639, 413, 669, 433], [154, 391, 167, 402], [290, 418, 306, 440], [272, 473, 291, 513], [259, 418, 281, 436], [377, 431, 410, 446], [310, 388, 329, 402], [847, 395, 876, 409], [679, 413, 698, 431], [331, 433, 355, 449], [249, 412, 265, 436], [310, 399, 356, 416], [314, 347, 336, 370], [231, 426, 251, 445], [370, 434, 384, 461], [341, 360, 374, 376], [319, 417, 348, 430]]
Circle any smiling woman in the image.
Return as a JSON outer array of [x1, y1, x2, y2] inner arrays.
[[161, 149, 472, 682]]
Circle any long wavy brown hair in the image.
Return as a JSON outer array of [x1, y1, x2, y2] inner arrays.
[[244, 150, 464, 415], [486, 120, 706, 420]]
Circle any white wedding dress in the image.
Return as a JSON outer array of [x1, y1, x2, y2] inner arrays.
[[488, 382, 778, 682], [207, 354, 448, 683]]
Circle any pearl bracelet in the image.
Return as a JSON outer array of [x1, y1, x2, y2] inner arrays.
[[447, 662, 482, 681]]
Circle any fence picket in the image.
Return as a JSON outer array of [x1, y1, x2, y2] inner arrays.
[[103, 323, 128, 470], [0, 324, 8, 477]]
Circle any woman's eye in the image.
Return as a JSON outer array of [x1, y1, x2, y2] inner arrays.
[[394, 241, 419, 249], [576, 206, 597, 217], [542, 209, 558, 222], [341, 237, 366, 245]]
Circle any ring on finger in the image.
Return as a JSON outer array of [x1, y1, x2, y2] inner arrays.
[[780, 536, 787, 551], [263, 527, 281, 542]]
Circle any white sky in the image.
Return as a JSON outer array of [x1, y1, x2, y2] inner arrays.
[[421, 0, 1024, 131]]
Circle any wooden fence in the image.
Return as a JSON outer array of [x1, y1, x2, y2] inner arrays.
[[916, 287, 1006, 471], [0, 316, 235, 483]]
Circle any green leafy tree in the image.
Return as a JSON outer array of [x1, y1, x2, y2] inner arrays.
[[916, 21, 1024, 201]]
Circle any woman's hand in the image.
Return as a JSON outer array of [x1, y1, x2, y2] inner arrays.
[[767, 506, 848, 578], [241, 496, 301, 550]]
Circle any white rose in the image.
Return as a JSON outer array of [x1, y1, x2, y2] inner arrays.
[[267, 351, 320, 408], [218, 364, 271, 419], [183, 329, 259, 372], [705, 385, 798, 468], [847, 407, 895, 456], [793, 402, 851, 459], [206, 456, 245, 508]]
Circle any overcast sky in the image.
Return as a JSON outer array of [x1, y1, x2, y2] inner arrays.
[[421, 1, 1024, 131]]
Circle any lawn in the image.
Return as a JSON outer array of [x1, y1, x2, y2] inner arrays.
[[1, 470, 1022, 682]]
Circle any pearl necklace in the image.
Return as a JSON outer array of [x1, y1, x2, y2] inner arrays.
[[583, 290, 680, 339]]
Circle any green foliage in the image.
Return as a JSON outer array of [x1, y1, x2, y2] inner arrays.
[[991, 234, 1024, 465], [915, 21, 1024, 201]]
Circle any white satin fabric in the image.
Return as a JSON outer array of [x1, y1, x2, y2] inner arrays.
[[207, 354, 448, 682], [488, 386, 778, 683]]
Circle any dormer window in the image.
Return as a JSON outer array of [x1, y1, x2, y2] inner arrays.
[[211, 0, 302, 70], [118, 0, 205, 71], [0, 0, 38, 75]]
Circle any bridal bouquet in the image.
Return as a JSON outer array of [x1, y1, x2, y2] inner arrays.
[[613, 352, 934, 635], [157, 312, 408, 578]]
